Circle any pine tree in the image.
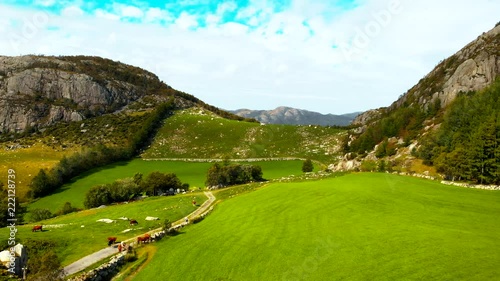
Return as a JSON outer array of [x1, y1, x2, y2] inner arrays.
[[302, 159, 314, 173]]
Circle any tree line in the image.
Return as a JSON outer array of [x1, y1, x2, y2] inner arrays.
[[29, 100, 175, 199], [84, 171, 187, 208], [417, 79, 500, 184], [346, 104, 433, 155], [205, 162, 263, 187]]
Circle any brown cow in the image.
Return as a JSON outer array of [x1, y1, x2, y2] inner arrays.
[[137, 233, 151, 244], [107, 237, 117, 246], [32, 225, 43, 232], [129, 219, 138, 225]]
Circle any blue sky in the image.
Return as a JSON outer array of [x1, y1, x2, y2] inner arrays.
[[1, 0, 499, 113]]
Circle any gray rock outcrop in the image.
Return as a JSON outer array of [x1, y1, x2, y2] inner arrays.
[[0, 55, 161, 133], [354, 24, 500, 126]]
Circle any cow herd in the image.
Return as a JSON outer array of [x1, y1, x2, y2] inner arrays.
[[30, 217, 186, 250]]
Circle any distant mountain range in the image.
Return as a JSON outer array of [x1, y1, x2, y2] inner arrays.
[[230, 106, 360, 126]]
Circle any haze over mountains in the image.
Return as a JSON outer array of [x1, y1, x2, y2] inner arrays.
[[231, 107, 361, 126]]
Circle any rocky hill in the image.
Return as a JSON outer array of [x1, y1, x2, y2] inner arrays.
[[353, 24, 500, 127], [0, 55, 247, 134], [231, 106, 359, 126], [338, 23, 500, 176]]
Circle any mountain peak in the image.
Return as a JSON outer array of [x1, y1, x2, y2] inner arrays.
[[231, 107, 359, 126]]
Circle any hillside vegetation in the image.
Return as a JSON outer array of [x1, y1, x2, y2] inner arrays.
[[417, 79, 500, 184], [143, 107, 345, 163], [135, 173, 500, 280]]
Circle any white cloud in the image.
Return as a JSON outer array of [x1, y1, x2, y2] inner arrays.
[[33, 0, 56, 7], [118, 5, 144, 18], [175, 12, 198, 30], [145, 7, 173, 23], [61, 6, 84, 17], [0, 0, 499, 114], [216, 1, 237, 15], [94, 9, 120, 20]]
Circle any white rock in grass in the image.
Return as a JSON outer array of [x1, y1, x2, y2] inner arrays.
[[145, 216, 159, 221], [97, 219, 115, 223]]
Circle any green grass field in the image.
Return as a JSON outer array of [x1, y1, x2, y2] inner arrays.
[[1, 193, 206, 266], [134, 173, 500, 280], [28, 159, 307, 213], [0, 143, 79, 199], [142, 107, 344, 163]]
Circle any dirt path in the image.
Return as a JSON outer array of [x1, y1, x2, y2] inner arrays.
[[63, 191, 216, 277]]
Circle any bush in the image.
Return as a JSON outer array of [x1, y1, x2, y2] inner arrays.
[[124, 248, 137, 262], [302, 159, 314, 173], [143, 172, 184, 196], [205, 163, 263, 187], [30, 209, 54, 222], [163, 219, 172, 231], [360, 160, 377, 172], [191, 216, 204, 224], [21, 239, 64, 280], [56, 202, 79, 216], [84, 185, 112, 209]]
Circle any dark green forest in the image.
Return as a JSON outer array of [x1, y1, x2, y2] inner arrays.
[[418, 79, 500, 184], [346, 102, 437, 156]]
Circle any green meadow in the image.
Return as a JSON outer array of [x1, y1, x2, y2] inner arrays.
[[28, 159, 306, 213], [143, 107, 344, 163], [1, 193, 206, 266], [134, 173, 500, 280]]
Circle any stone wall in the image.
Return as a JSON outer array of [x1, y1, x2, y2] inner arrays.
[[68, 254, 125, 281], [440, 181, 500, 191]]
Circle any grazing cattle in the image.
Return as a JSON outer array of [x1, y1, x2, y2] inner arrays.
[[107, 237, 117, 246], [129, 219, 138, 225], [32, 225, 43, 232], [137, 233, 151, 244]]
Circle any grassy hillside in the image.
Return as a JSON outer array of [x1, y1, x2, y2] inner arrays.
[[134, 173, 500, 280], [28, 159, 307, 213], [0, 110, 150, 199], [0, 193, 205, 266], [143, 107, 345, 163], [0, 144, 80, 199]]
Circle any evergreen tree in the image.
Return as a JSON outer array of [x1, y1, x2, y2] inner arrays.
[[302, 159, 314, 173]]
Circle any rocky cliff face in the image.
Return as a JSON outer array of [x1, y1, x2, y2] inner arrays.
[[335, 24, 500, 173], [232, 106, 359, 126], [354, 24, 500, 126], [0, 55, 174, 133]]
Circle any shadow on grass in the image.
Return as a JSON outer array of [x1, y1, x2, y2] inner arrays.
[[39, 161, 133, 197]]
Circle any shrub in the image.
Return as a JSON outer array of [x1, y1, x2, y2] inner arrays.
[[163, 219, 172, 231], [360, 160, 377, 172], [56, 202, 79, 216], [302, 159, 314, 173], [30, 209, 54, 222], [191, 216, 204, 224], [22, 239, 64, 280], [84, 185, 111, 209], [205, 163, 263, 187], [124, 247, 137, 262]]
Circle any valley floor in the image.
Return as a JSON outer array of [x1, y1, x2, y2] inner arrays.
[[132, 173, 500, 280]]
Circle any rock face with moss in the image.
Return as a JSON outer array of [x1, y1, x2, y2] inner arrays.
[[354, 24, 500, 127], [0, 55, 177, 133], [339, 24, 500, 175]]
